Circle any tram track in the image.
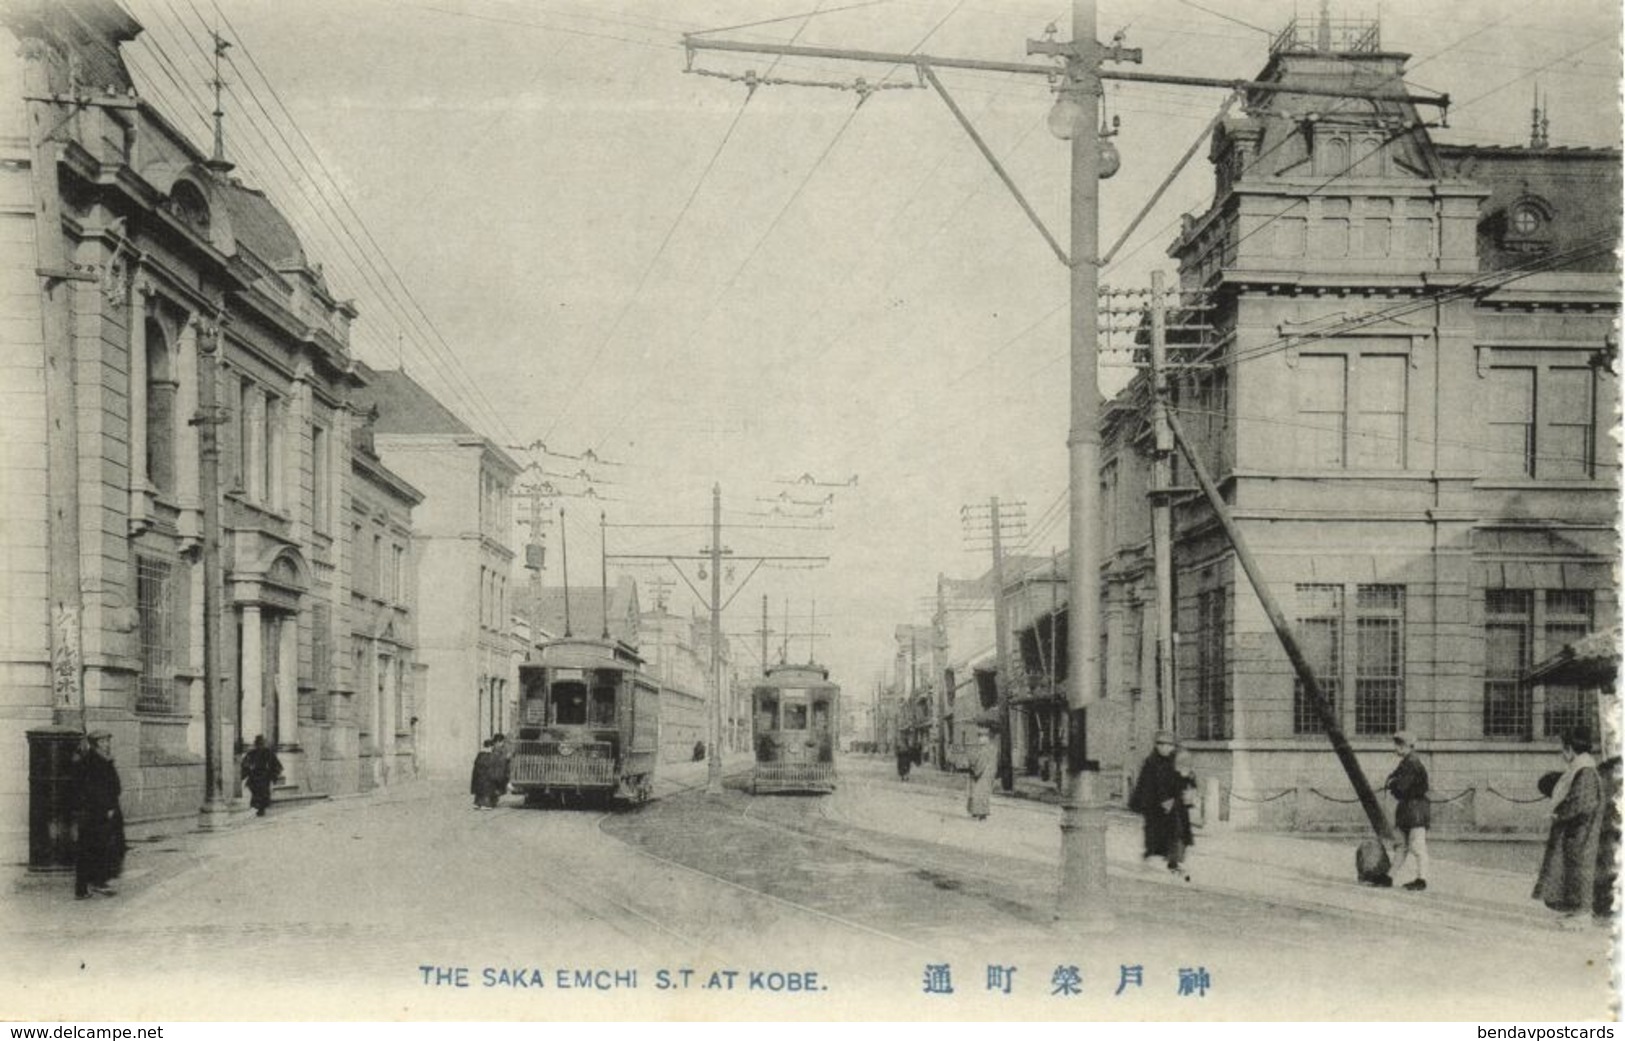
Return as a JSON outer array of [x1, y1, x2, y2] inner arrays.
[[590, 768, 932, 955]]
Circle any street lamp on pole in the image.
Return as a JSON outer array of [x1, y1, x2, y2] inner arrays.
[[1040, 0, 1113, 931]]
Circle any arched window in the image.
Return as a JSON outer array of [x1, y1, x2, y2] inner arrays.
[[145, 319, 176, 494], [170, 181, 210, 234]]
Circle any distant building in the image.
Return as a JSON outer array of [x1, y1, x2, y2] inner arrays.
[[344, 413, 423, 790], [353, 365, 521, 776]]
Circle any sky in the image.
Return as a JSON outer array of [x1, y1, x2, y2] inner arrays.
[[113, 0, 1623, 691]]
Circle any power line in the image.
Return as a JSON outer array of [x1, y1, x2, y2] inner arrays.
[[600, 2, 970, 452], [131, 0, 508, 437], [1167, 0, 1272, 37], [201, 0, 520, 442]]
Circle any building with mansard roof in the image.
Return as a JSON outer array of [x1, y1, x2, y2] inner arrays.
[[0, 0, 424, 859], [1009, 15, 1619, 830]]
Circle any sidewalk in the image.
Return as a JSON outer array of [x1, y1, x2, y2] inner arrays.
[[832, 754, 1574, 937], [8, 752, 754, 914]]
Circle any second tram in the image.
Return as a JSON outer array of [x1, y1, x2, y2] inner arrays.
[[509, 637, 658, 806], [750, 662, 839, 794]]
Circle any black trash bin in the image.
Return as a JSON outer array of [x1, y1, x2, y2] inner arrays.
[[28, 726, 82, 873]]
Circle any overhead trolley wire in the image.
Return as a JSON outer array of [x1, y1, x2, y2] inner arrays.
[[596, 1, 970, 453]]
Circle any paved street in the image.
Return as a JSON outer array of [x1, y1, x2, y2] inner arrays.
[[4, 754, 1612, 1020]]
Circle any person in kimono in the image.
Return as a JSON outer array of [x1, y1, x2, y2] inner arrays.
[[1533, 727, 1604, 929], [966, 725, 997, 820]]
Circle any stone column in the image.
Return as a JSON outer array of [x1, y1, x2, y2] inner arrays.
[[379, 652, 396, 785], [289, 365, 313, 543], [278, 611, 300, 785], [240, 603, 263, 745], [176, 316, 201, 543], [127, 278, 148, 530]]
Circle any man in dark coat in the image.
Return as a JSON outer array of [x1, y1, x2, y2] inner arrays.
[[241, 735, 283, 817], [471, 739, 494, 809], [73, 731, 123, 899], [1385, 730, 1431, 891], [1129, 731, 1193, 876], [470, 735, 509, 809], [895, 734, 914, 782]]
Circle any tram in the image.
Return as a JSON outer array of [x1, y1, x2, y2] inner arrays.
[[750, 662, 839, 794], [509, 637, 659, 806]]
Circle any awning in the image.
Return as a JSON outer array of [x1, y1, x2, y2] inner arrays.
[[1527, 628, 1620, 688]]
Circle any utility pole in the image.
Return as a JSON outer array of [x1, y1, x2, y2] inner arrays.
[[516, 482, 554, 657], [21, 29, 91, 728], [961, 497, 1025, 791], [194, 315, 230, 828], [933, 574, 948, 769], [1148, 270, 1176, 732], [683, 0, 1448, 932], [708, 484, 723, 792], [760, 594, 770, 675]]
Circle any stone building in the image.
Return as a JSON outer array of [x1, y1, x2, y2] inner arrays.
[[352, 365, 520, 777], [0, 0, 423, 857], [1084, 17, 1620, 830], [345, 416, 423, 790]]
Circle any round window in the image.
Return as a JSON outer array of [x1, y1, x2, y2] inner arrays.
[[1510, 205, 1542, 236]]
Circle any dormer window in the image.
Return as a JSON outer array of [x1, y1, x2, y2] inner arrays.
[[1510, 204, 1542, 236], [1501, 194, 1554, 251], [170, 181, 210, 234]]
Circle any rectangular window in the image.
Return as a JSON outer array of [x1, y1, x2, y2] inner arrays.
[[1353, 355, 1406, 469], [264, 393, 282, 510], [1294, 584, 1343, 734], [1296, 355, 1347, 468], [1543, 367, 1595, 479], [311, 603, 331, 722], [1483, 589, 1533, 738], [1486, 367, 1536, 477], [373, 534, 384, 600], [312, 425, 330, 533], [235, 378, 252, 492], [136, 557, 174, 713], [1359, 198, 1393, 257], [352, 523, 368, 595], [1195, 588, 1230, 740], [1355, 585, 1405, 735], [1543, 590, 1595, 738], [393, 545, 405, 606]]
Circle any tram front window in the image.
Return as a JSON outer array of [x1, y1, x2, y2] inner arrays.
[[783, 698, 808, 730], [551, 681, 587, 725], [589, 685, 617, 726]]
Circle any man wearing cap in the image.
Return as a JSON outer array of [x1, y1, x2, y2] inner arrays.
[[1129, 731, 1194, 877], [72, 731, 124, 899], [1385, 731, 1430, 892], [241, 735, 283, 817]]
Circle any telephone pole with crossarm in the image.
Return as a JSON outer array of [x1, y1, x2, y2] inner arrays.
[[681, 0, 1448, 928]]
